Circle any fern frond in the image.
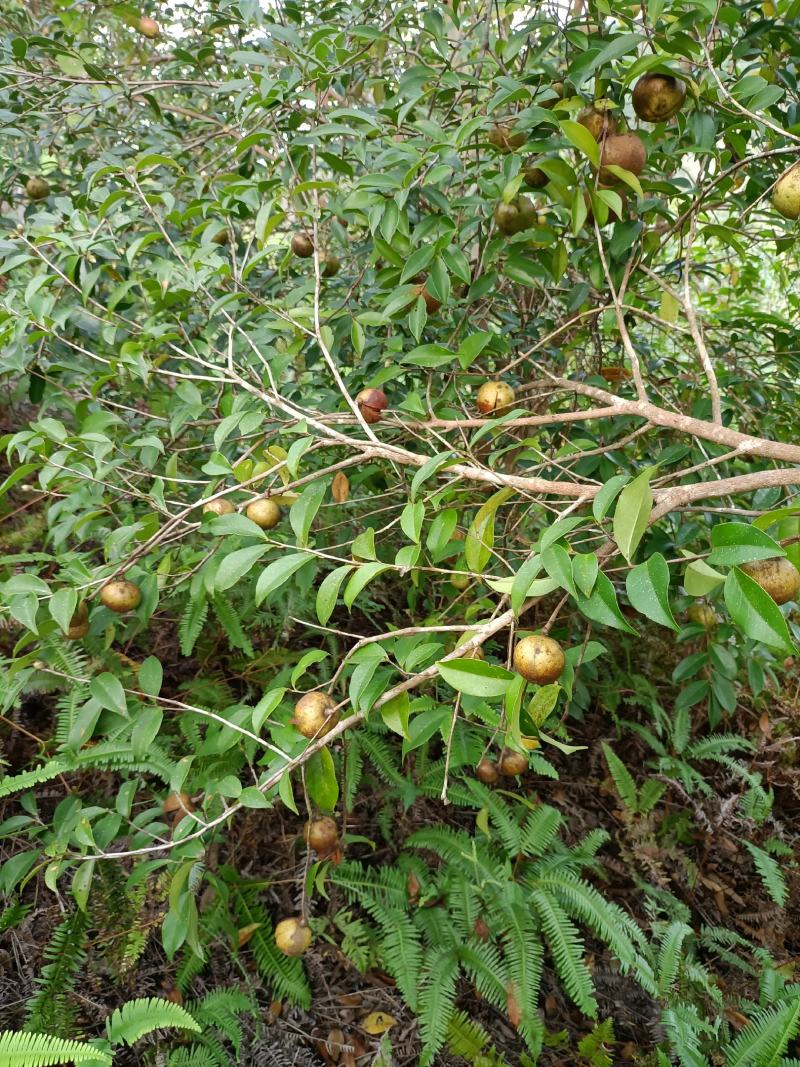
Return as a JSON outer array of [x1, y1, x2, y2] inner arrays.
[[726, 997, 800, 1067], [377, 911, 423, 1011], [656, 921, 693, 994], [446, 1010, 505, 1066], [742, 842, 788, 907], [601, 743, 638, 811], [497, 900, 544, 1054], [661, 1004, 714, 1067], [0, 759, 71, 799], [179, 595, 209, 657], [211, 595, 254, 657], [0, 1031, 111, 1066], [531, 890, 597, 1018], [106, 997, 200, 1046], [25, 910, 88, 1034], [417, 947, 459, 1067], [520, 804, 563, 858]]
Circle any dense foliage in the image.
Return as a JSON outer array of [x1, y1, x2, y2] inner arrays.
[[2, 0, 800, 1063]]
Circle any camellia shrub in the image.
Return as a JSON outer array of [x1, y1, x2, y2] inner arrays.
[[2, 0, 800, 1063]]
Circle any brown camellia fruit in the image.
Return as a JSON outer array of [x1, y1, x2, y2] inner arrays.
[[577, 102, 617, 141], [100, 579, 141, 613], [137, 15, 160, 38], [203, 498, 235, 516], [66, 601, 89, 640], [476, 758, 499, 785], [26, 176, 51, 201], [498, 748, 528, 777], [632, 73, 686, 123], [355, 387, 388, 424], [687, 602, 717, 628], [413, 283, 441, 314], [274, 917, 313, 957], [513, 634, 566, 685], [523, 160, 548, 188], [246, 498, 281, 529], [599, 133, 647, 184], [321, 255, 340, 277], [773, 163, 800, 220], [304, 816, 339, 855], [291, 232, 314, 258], [493, 195, 537, 236], [741, 557, 800, 606], [476, 380, 515, 414], [292, 691, 340, 738], [211, 227, 229, 245], [487, 122, 526, 152]]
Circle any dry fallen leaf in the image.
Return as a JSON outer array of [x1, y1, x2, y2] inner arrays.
[[506, 983, 522, 1029], [360, 1011, 397, 1035], [332, 471, 350, 503]]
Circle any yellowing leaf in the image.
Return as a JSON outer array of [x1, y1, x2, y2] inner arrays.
[[332, 471, 350, 503], [237, 922, 261, 947]]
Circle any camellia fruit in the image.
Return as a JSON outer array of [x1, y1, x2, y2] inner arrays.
[[493, 195, 537, 236], [274, 917, 313, 957], [100, 579, 141, 613], [291, 232, 314, 258], [303, 816, 339, 855], [355, 388, 388, 424], [498, 748, 528, 777], [203, 498, 235, 516], [66, 602, 90, 641], [577, 102, 617, 141], [246, 498, 281, 529], [413, 283, 441, 313], [523, 160, 548, 188], [25, 176, 50, 201], [476, 380, 515, 414], [741, 557, 800, 606], [321, 255, 340, 277], [292, 691, 340, 738], [773, 163, 800, 220], [487, 122, 525, 152], [513, 634, 566, 685], [476, 758, 499, 784], [137, 16, 160, 38], [631, 73, 686, 123], [598, 133, 647, 184]]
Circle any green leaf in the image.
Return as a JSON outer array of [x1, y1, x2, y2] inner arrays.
[[511, 554, 543, 616], [215, 545, 269, 592], [707, 522, 785, 566], [466, 488, 515, 573], [560, 119, 600, 166], [724, 569, 795, 653], [49, 588, 78, 634], [577, 572, 635, 633], [239, 786, 270, 808], [291, 650, 329, 688], [592, 474, 629, 522], [400, 501, 425, 543], [290, 479, 328, 546], [90, 673, 127, 716], [278, 769, 298, 814], [255, 553, 311, 605], [343, 562, 390, 609], [625, 553, 678, 631], [410, 452, 456, 500], [138, 656, 163, 698], [71, 860, 94, 912], [316, 565, 354, 625], [380, 691, 410, 738], [613, 468, 655, 563], [572, 553, 598, 598], [541, 545, 577, 598], [527, 683, 560, 727], [306, 749, 339, 811], [436, 658, 515, 698], [684, 558, 726, 596]]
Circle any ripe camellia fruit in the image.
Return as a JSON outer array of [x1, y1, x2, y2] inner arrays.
[[304, 816, 339, 856], [493, 195, 537, 235], [292, 692, 340, 738], [773, 163, 800, 220], [523, 160, 548, 188], [137, 16, 160, 38], [246, 498, 281, 529], [274, 917, 313, 957], [355, 388, 388, 424], [577, 102, 617, 141], [476, 758, 499, 784], [599, 133, 647, 184], [203, 498, 235, 516], [100, 579, 141, 613], [476, 380, 515, 414], [741, 557, 800, 605], [513, 634, 566, 685], [65, 601, 89, 640], [413, 283, 441, 313], [498, 748, 528, 777], [487, 123, 525, 152], [321, 255, 340, 277], [291, 233, 314, 258], [631, 73, 686, 123], [26, 176, 50, 201], [163, 791, 194, 815]]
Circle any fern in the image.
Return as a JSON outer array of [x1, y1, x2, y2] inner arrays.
[[531, 889, 597, 1018], [179, 595, 209, 657], [725, 997, 800, 1067], [105, 998, 201, 1046], [602, 742, 639, 812], [211, 595, 253, 657], [417, 947, 459, 1066], [655, 921, 694, 995], [446, 1011, 506, 1066], [0, 1031, 111, 1066], [0, 759, 71, 799], [25, 910, 89, 1034], [742, 842, 788, 907]]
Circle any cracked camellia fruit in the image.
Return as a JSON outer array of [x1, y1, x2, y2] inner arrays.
[[476, 380, 515, 414], [355, 388, 388, 424], [274, 917, 313, 957]]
